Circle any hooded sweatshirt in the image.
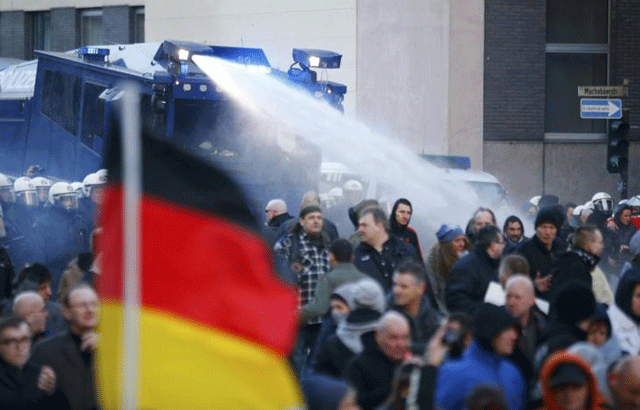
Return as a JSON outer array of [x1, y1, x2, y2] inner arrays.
[[538, 352, 606, 410], [436, 303, 526, 410], [389, 199, 423, 262], [608, 266, 640, 355]]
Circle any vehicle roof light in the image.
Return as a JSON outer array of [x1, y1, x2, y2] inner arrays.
[[178, 49, 190, 61], [292, 49, 342, 69], [77, 47, 110, 62]]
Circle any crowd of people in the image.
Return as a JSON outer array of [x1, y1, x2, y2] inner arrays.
[[2, 161, 640, 410], [265, 187, 640, 410], [0, 169, 102, 410]]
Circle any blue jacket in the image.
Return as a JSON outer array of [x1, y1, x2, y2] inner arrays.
[[435, 341, 526, 410]]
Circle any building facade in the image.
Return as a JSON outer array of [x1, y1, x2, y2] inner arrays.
[[1, 0, 637, 207]]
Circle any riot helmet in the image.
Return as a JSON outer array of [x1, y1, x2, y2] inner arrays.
[[31, 177, 52, 205], [83, 171, 107, 205], [48, 182, 79, 211], [591, 192, 613, 213], [0, 173, 15, 203], [14, 178, 38, 207], [70, 182, 84, 198]]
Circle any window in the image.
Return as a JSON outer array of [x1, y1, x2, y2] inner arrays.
[[31, 11, 51, 58], [134, 7, 145, 43], [41, 69, 81, 134], [80, 9, 103, 46], [544, 0, 608, 137], [81, 82, 107, 149]]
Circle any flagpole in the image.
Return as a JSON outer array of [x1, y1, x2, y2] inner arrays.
[[122, 83, 141, 410]]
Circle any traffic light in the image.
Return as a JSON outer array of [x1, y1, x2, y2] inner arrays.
[[607, 119, 630, 173]]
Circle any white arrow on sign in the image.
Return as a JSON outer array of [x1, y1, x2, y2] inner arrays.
[[608, 101, 621, 117]]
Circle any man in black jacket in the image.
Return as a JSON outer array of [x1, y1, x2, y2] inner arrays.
[[354, 206, 418, 293], [389, 260, 442, 353], [0, 317, 61, 410], [445, 225, 505, 316], [31, 284, 98, 410], [548, 225, 604, 298], [262, 198, 294, 246], [346, 310, 410, 410], [514, 207, 565, 300]]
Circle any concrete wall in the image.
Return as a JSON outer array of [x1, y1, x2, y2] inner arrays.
[[448, 0, 484, 168], [483, 141, 543, 208], [356, 0, 450, 155], [485, 141, 640, 208], [145, 0, 357, 113]]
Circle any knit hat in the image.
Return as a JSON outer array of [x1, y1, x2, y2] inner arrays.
[[535, 207, 564, 230], [302, 374, 351, 410], [300, 205, 322, 219], [551, 280, 597, 326], [351, 279, 386, 313], [436, 224, 465, 243], [473, 303, 519, 353]]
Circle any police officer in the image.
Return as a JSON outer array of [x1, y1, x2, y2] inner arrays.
[[30, 182, 89, 295]]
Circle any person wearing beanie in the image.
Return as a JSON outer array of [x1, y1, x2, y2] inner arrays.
[[435, 303, 526, 410], [300, 239, 368, 323], [536, 280, 597, 367], [445, 225, 505, 316], [302, 374, 359, 410], [608, 267, 640, 355], [426, 224, 468, 313], [514, 207, 566, 300], [389, 198, 423, 262], [313, 279, 384, 378]]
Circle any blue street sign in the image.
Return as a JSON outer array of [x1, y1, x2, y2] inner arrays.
[[580, 99, 622, 119]]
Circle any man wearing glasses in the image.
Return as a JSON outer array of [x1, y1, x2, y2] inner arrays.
[[31, 284, 99, 410], [0, 316, 61, 408]]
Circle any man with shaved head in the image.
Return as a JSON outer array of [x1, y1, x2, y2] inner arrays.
[[346, 310, 411, 409], [608, 356, 640, 410], [263, 198, 293, 246], [505, 275, 546, 364], [12, 291, 49, 344]]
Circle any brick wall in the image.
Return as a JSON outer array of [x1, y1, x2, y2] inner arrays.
[[610, 0, 640, 140], [483, 0, 546, 141], [0, 11, 25, 59]]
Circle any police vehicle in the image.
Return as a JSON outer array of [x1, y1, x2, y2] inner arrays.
[[0, 40, 347, 206]]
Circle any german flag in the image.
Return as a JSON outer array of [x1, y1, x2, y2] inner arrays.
[[97, 127, 302, 409]]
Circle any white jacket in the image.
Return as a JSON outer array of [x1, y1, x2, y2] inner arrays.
[[608, 304, 640, 355]]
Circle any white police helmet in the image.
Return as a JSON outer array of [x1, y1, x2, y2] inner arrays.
[[31, 177, 52, 205], [48, 182, 79, 210], [83, 172, 107, 197], [0, 173, 15, 203], [529, 195, 541, 207], [591, 192, 613, 212], [70, 182, 84, 198], [14, 178, 38, 207]]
